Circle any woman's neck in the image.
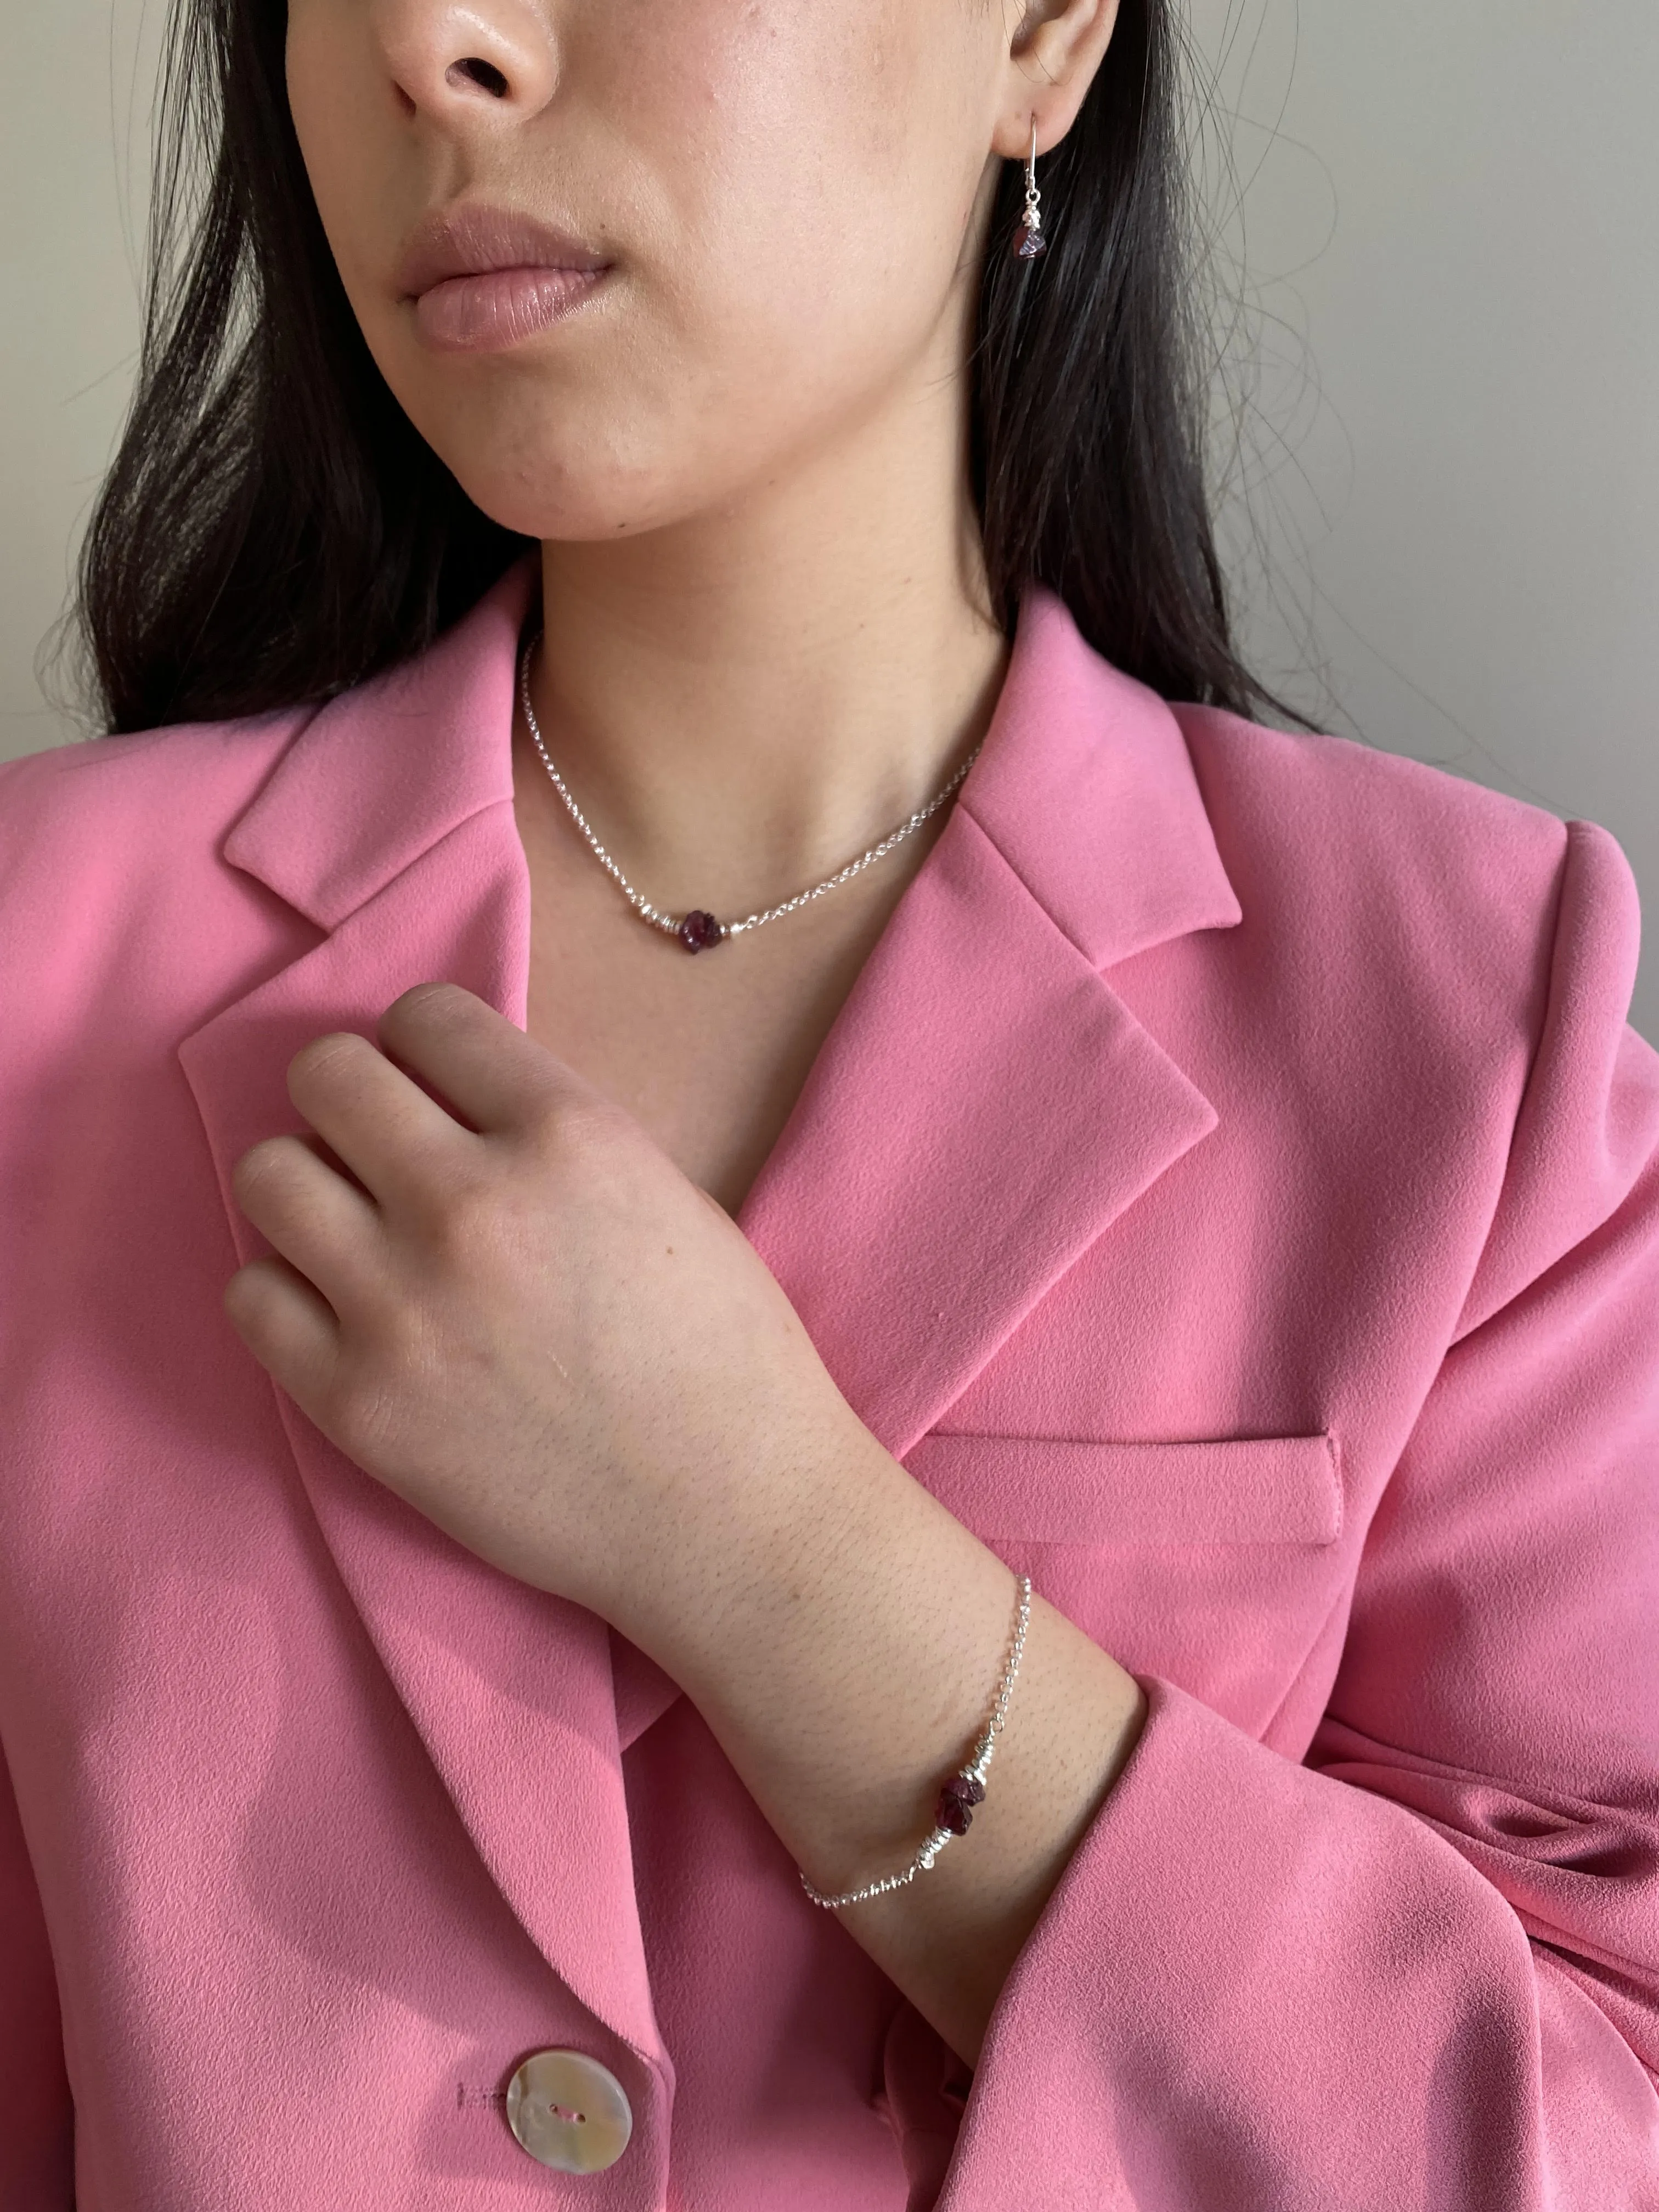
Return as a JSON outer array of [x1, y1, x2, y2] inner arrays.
[[529, 371, 1012, 924]]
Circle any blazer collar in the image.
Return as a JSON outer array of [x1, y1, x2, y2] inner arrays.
[[222, 552, 1241, 967], [958, 582, 1242, 967], [221, 556, 538, 932], [180, 551, 1240, 2062]]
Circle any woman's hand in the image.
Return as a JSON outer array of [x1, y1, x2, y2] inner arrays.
[[224, 977, 1147, 2067], [222, 980, 868, 1638]]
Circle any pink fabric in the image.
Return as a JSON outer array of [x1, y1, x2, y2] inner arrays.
[[1, 555, 1655, 2208]]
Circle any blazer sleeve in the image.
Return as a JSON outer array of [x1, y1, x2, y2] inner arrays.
[[0, 1741, 74, 2205], [938, 819, 1659, 2211]]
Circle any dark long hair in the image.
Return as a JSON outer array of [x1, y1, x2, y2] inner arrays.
[[77, 0, 1289, 736]]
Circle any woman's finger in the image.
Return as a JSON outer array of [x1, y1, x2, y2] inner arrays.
[[229, 1131, 387, 1321], [221, 1249, 345, 1416], [284, 1023, 476, 1214], [375, 982, 595, 1138]]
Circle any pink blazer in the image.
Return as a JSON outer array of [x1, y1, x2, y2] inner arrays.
[[2, 556, 1656, 2209]]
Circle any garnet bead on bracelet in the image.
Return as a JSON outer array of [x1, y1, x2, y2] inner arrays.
[[935, 1770, 987, 1836], [799, 1575, 1032, 1911], [517, 630, 982, 953]]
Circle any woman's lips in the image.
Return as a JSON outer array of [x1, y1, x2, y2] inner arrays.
[[413, 263, 606, 353], [394, 204, 611, 352]]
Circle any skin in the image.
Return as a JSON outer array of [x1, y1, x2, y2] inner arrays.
[[231, 0, 1145, 2069]]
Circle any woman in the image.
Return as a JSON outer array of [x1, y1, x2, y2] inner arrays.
[[1, 0, 1655, 2202]]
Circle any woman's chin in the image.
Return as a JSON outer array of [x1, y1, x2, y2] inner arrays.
[[450, 456, 722, 549]]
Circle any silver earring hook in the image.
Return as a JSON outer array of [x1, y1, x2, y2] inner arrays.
[[1012, 112, 1049, 259]]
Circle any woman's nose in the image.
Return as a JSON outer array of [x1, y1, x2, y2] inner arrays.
[[368, 0, 558, 122]]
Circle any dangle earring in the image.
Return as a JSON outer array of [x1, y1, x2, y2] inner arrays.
[[1012, 117, 1047, 260]]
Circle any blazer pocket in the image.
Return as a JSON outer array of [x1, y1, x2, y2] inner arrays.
[[901, 1430, 1344, 1548]]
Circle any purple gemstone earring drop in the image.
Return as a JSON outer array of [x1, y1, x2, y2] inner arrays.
[[1012, 116, 1047, 261]]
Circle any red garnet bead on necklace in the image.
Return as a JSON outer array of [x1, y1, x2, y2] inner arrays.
[[935, 1771, 987, 1836], [676, 910, 725, 953]]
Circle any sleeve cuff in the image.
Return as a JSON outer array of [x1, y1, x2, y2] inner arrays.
[[938, 1675, 1575, 2210]]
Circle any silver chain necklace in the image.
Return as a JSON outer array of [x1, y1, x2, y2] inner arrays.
[[518, 629, 983, 953]]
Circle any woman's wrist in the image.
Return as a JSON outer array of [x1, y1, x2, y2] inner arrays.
[[603, 1413, 1145, 1985], [650, 1423, 1148, 2063], [602, 1416, 1007, 1845]]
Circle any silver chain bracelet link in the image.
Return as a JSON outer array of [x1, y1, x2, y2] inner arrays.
[[799, 1574, 1032, 1910]]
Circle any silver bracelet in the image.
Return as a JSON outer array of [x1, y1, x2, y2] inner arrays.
[[799, 1575, 1033, 1910]]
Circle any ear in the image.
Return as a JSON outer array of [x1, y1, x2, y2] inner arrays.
[[990, 0, 1123, 161]]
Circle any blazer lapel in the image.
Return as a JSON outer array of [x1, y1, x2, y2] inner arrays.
[[737, 584, 1243, 1458], [178, 560, 665, 2066]]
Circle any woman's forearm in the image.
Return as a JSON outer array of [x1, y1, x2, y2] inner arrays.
[[606, 1418, 1148, 2066]]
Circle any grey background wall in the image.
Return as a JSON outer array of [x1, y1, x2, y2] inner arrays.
[[4, 0, 1655, 1041]]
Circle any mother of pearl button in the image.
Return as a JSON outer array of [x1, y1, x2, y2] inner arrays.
[[505, 2049, 634, 2172]]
